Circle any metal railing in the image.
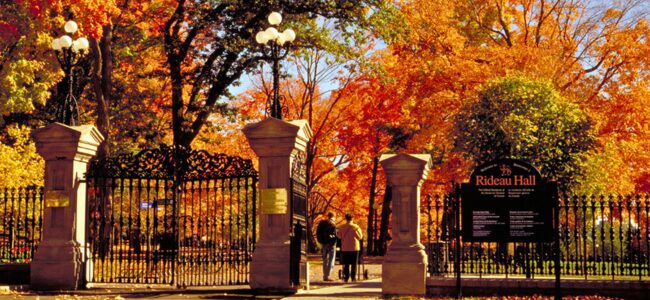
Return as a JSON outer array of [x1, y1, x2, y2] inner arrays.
[[0, 186, 43, 263], [85, 146, 258, 286], [423, 193, 650, 280]]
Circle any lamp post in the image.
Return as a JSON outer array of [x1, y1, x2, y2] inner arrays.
[[255, 12, 296, 120], [51, 20, 89, 126]]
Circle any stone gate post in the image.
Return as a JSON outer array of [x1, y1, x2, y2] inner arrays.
[[30, 123, 104, 290], [243, 118, 312, 292], [380, 153, 432, 296]]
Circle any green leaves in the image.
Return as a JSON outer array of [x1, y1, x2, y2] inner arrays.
[[0, 58, 60, 116], [453, 76, 596, 188]]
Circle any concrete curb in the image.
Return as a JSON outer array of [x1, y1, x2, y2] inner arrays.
[[428, 277, 650, 299]]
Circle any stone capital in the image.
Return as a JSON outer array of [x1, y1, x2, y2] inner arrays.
[[32, 123, 104, 161], [380, 154, 432, 186], [243, 118, 312, 157]]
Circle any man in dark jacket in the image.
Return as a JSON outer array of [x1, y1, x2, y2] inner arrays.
[[316, 212, 337, 281]]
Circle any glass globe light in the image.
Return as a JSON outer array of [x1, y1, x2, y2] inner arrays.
[[264, 27, 279, 41], [268, 12, 282, 25], [64, 20, 78, 34], [282, 29, 296, 42], [76, 37, 89, 51], [72, 40, 81, 52], [59, 35, 73, 48], [51, 38, 62, 50], [255, 31, 269, 44]]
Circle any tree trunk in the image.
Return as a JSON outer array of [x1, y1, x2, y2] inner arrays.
[[378, 185, 392, 256], [90, 25, 113, 159], [169, 57, 186, 148], [366, 156, 378, 255], [90, 26, 113, 258], [305, 143, 319, 253]]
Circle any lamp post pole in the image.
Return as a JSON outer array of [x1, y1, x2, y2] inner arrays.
[[256, 12, 296, 120], [271, 43, 281, 119], [51, 20, 89, 126]]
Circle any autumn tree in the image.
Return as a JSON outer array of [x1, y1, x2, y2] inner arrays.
[[160, 0, 385, 148], [0, 1, 118, 189], [181, 2, 394, 251], [0, 1, 61, 119], [222, 41, 387, 252], [88, 1, 174, 155], [333, 68, 406, 254], [357, 0, 649, 193], [453, 76, 596, 188]]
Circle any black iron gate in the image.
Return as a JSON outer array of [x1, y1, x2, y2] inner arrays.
[[85, 146, 258, 286], [0, 186, 43, 263], [289, 152, 308, 288]]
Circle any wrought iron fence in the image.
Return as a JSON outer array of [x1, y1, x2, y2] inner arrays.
[[423, 193, 650, 280], [86, 146, 258, 286], [0, 186, 43, 263]]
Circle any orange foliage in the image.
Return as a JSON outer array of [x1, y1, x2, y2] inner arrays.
[[166, 1, 650, 231], [355, 0, 650, 194], [47, 0, 119, 38]]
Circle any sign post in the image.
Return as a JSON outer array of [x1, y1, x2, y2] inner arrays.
[[460, 159, 558, 297], [552, 183, 561, 300]]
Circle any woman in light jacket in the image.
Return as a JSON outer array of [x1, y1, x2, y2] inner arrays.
[[336, 213, 363, 282]]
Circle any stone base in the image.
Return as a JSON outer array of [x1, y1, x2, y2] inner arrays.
[[383, 261, 427, 295], [250, 240, 294, 292], [382, 245, 427, 296], [30, 241, 85, 290], [31, 260, 84, 290]]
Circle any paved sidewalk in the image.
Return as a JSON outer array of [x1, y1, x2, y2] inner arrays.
[[0, 279, 384, 300], [285, 278, 382, 300]]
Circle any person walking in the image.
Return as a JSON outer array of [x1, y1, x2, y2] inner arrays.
[[337, 213, 363, 282], [316, 211, 337, 281]]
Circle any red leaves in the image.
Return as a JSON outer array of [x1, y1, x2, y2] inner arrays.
[[0, 22, 19, 41]]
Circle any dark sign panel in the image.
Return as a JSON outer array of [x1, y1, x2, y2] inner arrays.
[[461, 159, 555, 242]]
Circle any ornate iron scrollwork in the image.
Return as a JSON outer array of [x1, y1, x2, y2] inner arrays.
[[290, 151, 307, 184], [290, 150, 308, 219], [86, 145, 258, 180], [85, 145, 259, 286]]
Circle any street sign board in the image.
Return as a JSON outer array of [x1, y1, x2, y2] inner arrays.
[[139, 202, 154, 209], [461, 159, 555, 242]]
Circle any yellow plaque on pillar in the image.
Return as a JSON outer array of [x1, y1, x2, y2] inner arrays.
[[45, 190, 69, 207], [261, 188, 288, 214]]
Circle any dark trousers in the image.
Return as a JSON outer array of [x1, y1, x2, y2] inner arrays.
[[341, 251, 359, 281]]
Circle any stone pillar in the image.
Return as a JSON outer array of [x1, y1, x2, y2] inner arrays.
[[380, 153, 432, 296], [243, 118, 312, 292], [30, 123, 104, 290]]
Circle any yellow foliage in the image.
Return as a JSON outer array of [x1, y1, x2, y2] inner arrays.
[[0, 125, 43, 187], [0, 57, 60, 114]]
